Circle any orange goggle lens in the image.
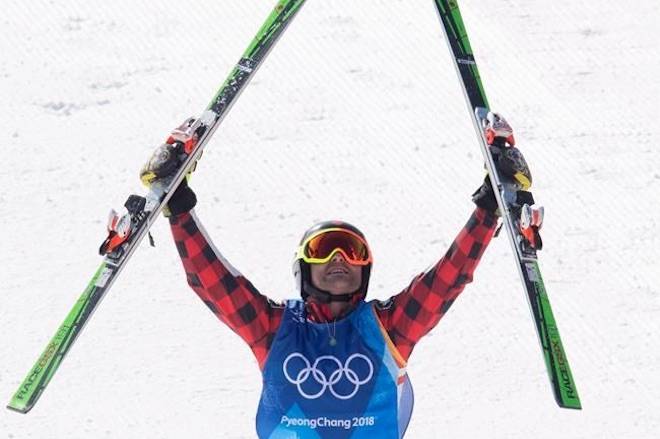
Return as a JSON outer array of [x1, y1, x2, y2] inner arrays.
[[298, 229, 372, 266]]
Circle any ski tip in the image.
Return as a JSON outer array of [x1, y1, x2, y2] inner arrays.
[[7, 391, 37, 414], [6, 402, 31, 414], [558, 400, 582, 410], [556, 393, 582, 410]]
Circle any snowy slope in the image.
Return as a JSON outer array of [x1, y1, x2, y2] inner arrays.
[[1, 0, 659, 438]]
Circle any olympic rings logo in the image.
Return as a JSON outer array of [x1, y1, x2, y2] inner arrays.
[[282, 353, 374, 400]]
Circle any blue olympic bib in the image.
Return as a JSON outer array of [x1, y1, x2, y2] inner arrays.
[[256, 300, 414, 439]]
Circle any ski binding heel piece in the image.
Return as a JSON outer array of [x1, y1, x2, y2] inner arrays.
[[476, 107, 515, 147], [167, 116, 200, 154]]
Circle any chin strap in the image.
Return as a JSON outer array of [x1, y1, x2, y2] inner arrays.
[[302, 280, 362, 303]]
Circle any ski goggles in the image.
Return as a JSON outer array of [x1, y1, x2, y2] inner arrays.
[[297, 228, 372, 266]]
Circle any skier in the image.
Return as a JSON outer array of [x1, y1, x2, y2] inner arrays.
[[140, 112, 532, 438]]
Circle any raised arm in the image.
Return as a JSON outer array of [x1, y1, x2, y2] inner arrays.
[[168, 210, 284, 369], [375, 207, 498, 361], [139, 119, 283, 369], [375, 112, 533, 361]]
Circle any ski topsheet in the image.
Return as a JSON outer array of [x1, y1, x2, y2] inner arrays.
[[432, 0, 581, 409], [7, 0, 307, 414]]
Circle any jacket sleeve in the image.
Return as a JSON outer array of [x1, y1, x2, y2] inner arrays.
[[168, 210, 284, 369], [374, 207, 498, 361]]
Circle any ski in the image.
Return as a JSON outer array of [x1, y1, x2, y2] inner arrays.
[[432, 0, 581, 409], [7, 0, 307, 414]]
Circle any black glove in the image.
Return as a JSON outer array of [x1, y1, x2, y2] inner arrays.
[[166, 178, 197, 217], [472, 171, 535, 215], [472, 176, 499, 212]]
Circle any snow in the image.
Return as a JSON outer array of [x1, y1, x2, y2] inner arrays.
[[1, 0, 659, 438]]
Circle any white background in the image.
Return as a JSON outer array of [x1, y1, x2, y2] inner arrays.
[[1, 0, 659, 438]]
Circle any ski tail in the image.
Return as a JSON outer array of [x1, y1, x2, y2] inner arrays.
[[432, 0, 581, 409], [7, 0, 307, 414]]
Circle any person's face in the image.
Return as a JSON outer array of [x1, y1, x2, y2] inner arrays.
[[309, 251, 362, 295]]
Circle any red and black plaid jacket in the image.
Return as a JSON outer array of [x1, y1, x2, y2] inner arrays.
[[169, 207, 498, 368]]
